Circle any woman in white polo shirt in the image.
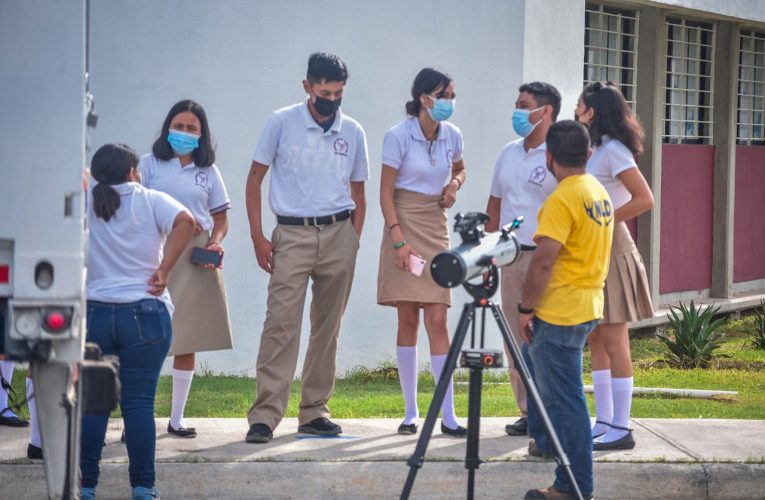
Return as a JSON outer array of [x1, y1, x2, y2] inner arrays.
[[378, 68, 467, 436], [575, 81, 655, 451], [82, 143, 194, 500], [139, 100, 233, 438]]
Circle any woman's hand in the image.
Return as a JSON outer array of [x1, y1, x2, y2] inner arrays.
[[205, 242, 225, 269], [147, 267, 169, 296], [193, 220, 204, 237], [395, 244, 421, 272], [439, 180, 458, 208]]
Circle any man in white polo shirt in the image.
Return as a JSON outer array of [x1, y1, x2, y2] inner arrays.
[[485, 82, 561, 437], [244, 52, 369, 443]]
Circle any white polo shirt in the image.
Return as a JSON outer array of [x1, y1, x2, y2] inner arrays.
[[587, 135, 636, 210], [86, 182, 189, 314], [252, 100, 369, 217], [381, 117, 464, 196], [138, 154, 231, 231], [490, 139, 557, 246]]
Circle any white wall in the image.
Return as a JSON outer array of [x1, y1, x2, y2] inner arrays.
[[648, 0, 765, 23], [87, 0, 584, 375]]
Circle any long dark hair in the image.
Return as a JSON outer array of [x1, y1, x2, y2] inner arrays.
[[91, 143, 139, 221], [580, 81, 644, 156], [405, 68, 452, 116], [152, 99, 215, 167]]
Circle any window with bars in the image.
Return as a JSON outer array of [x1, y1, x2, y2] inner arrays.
[[737, 29, 765, 145], [584, 3, 639, 106], [663, 17, 716, 144]]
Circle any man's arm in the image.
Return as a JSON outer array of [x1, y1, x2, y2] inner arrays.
[[350, 181, 366, 237], [245, 161, 273, 273], [485, 195, 501, 233], [518, 236, 562, 342]]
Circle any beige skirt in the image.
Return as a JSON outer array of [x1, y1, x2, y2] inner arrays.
[[602, 221, 654, 324], [166, 233, 233, 356], [377, 189, 451, 307]]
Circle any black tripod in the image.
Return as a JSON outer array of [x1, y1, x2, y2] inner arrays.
[[400, 265, 584, 500]]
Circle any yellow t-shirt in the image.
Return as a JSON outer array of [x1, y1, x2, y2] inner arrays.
[[533, 173, 614, 326]]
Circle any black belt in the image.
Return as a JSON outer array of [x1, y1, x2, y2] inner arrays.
[[276, 210, 351, 227], [520, 245, 537, 251]]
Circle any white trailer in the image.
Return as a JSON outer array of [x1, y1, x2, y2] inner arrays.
[[0, 1, 91, 498]]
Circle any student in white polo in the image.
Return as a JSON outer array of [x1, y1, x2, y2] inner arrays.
[[139, 99, 233, 439], [484, 82, 561, 438], [244, 52, 368, 443]]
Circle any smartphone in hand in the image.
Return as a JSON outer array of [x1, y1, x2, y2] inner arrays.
[[408, 254, 426, 277], [190, 247, 222, 268]]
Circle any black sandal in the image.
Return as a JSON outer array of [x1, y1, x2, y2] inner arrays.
[[397, 422, 418, 435], [167, 421, 197, 438], [440, 422, 467, 437]]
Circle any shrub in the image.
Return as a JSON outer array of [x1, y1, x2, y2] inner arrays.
[[658, 300, 726, 368], [750, 300, 765, 350]]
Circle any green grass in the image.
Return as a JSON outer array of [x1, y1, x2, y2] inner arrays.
[[5, 334, 765, 421]]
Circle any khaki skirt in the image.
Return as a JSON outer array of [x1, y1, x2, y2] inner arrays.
[[377, 189, 451, 307], [166, 233, 233, 356], [602, 221, 654, 324]]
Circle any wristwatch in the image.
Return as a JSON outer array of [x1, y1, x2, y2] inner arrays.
[[517, 303, 534, 314]]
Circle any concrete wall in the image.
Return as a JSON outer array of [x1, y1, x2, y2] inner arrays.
[[87, 0, 584, 375], [647, 0, 765, 23]]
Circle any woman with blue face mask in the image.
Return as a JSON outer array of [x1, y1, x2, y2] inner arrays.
[[377, 68, 467, 437], [137, 100, 234, 440]]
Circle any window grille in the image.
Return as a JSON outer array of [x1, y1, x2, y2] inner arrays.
[[663, 17, 716, 144], [584, 3, 639, 107], [737, 28, 765, 145]]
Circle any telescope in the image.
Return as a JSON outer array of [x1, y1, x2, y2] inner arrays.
[[430, 212, 523, 288]]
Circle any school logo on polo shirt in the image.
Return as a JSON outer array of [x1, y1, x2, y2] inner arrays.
[[195, 170, 209, 188], [333, 138, 349, 157], [445, 149, 454, 166], [528, 166, 547, 187]]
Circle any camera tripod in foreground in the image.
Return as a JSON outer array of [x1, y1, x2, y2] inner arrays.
[[399, 265, 584, 500]]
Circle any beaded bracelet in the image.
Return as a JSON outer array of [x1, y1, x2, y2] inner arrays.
[[393, 240, 407, 250]]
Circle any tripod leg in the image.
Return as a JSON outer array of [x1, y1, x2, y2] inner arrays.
[[400, 302, 474, 500], [490, 303, 585, 500], [465, 366, 483, 500]]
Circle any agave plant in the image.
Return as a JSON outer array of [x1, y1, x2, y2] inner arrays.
[[658, 300, 726, 368], [750, 300, 765, 350]]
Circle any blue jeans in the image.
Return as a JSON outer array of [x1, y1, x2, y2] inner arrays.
[[523, 317, 597, 496], [80, 299, 171, 489]]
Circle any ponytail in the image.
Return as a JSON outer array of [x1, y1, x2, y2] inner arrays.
[[90, 143, 139, 221]]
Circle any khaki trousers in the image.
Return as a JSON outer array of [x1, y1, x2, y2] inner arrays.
[[247, 219, 359, 430], [500, 250, 535, 417]]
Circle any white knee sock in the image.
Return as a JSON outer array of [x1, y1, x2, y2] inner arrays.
[[591, 369, 613, 437], [27, 378, 41, 447], [397, 346, 419, 425], [170, 369, 194, 429], [597, 376, 633, 442], [0, 361, 16, 414], [430, 355, 459, 429]]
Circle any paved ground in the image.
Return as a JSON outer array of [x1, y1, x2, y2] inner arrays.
[[1, 417, 764, 499]]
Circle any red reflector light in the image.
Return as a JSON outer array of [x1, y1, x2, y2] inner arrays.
[[44, 311, 67, 331], [0, 265, 8, 284]]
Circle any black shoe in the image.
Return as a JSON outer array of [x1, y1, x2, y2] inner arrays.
[[593, 428, 635, 451], [397, 422, 418, 435], [121, 429, 126, 443], [167, 422, 197, 438], [505, 417, 528, 436], [245, 423, 273, 443], [0, 408, 29, 427], [27, 443, 43, 460], [440, 422, 467, 437], [298, 417, 342, 436]]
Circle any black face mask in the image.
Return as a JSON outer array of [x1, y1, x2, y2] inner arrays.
[[313, 96, 341, 117]]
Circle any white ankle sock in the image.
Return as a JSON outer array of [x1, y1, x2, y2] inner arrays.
[[27, 378, 41, 447], [397, 346, 419, 425], [430, 355, 460, 429], [170, 369, 194, 429], [591, 369, 613, 437], [0, 361, 14, 411]]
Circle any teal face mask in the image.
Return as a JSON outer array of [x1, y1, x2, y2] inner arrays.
[[167, 129, 200, 155], [426, 94, 455, 121]]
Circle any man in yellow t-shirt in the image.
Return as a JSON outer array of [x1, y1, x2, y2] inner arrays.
[[518, 121, 613, 500]]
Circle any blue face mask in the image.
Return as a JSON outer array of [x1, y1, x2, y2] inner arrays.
[[427, 95, 455, 122], [512, 106, 545, 137], [167, 130, 200, 155]]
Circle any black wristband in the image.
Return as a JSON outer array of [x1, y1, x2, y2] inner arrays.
[[517, 303, 534, 314]]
